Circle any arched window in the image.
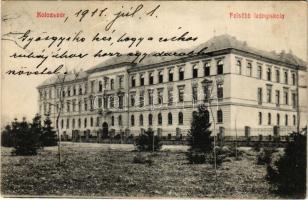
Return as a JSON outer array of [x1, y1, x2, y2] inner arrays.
[[284, 71, 288, 84], [158, 71, 163, 83], [149, 72, 154, 85], [267, 67, 272, 81], [158, 113, 162, 125], [257, 65, 262, 79], [140, 74, 144, 86], [277, 114, 280, 126], [292, 73, 296, 85], [236, 60, 242, 74], [268, 113, 271, 125], [148, 114, 153, 126], [111, 116, 114, 126], [131, 115, 135, 126], [204, 62, 210, 76], [193, 65, 198, 78], [217, 60, 223, 75], [110, 79, 114, 90], [275, 70, 280, 83], [179, 67, 184, 80], [168, 112, 173, 125], [168, 69, 174, 82], [131, 76, 136, 87], [178, 112, 183, 125], [258, 112, 262, 125], [217, 109, 223, 123], [118, 115, 122, 126], [99, 81, 103, 92], [285, 114, 288, 126], [139, 114, 144, 126]]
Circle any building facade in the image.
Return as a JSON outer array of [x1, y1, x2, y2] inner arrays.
[[37, 35, 307, 140]]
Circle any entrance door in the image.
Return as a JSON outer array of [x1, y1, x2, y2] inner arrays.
[[102, 122, 109, 138]]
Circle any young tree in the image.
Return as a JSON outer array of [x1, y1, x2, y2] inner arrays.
[[1, 124, 14, 147], [12, 116, 41, 156], [135, 129, 162, 152], [41, 115, 58, 146], [186, 105, 213, 164]]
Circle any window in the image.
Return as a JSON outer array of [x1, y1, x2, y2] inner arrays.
[[72, 100, 76, 112], [258, 112, 262, 125], [90, 117, 93, 127], [73, 86, 76, 95], [119, 76, 124, 89], [130, 93, 135, 106], [247, 62, 252, 76], [103, 97, 108, 109], [292, 93, 296, 108], [96, 117, 100, 127], [140, 74, 144, 86], [84, 83, 88, 94], [284, 71, 288, 84], [157, 89, 163, 105], [158, 113, 162, 125], [204, 62, 210, 76], [179, 67, 184, 80], [118, 95, 123, 109], [158, 71, 163, 83], [139, 91, 144, 107], [84, 118, 87, 128], [267, 67, 272, 81], [257, 88, 263, 105], [178, 112, 183, 125], [168, 69, 174, 82], [149, 72, 154, 85], [236, 60, 242, 74], [293, 115, 296, 126], [193, 65, 198, 78], [257, 65, 262, 79], [277, 114, 280, 126], [99, 81, 103, 92], [217, 83, 223, 100], [131, 76, 136, 87], [118, 115, 122, 126], [110, 79, 114, 90], [139, 114, 143, 126], [111, 116, 114, 126], [148, 114, 153, 126], [67, 101, 70, 112], [168, 112, 172, 125], [275, 69, 280, 83], [217, 60, 223, 75], [192, 85, 198, 103], [148, 90, 154, 106], [203, 85, 210, 102], [72, 119, 75, 129], [110, 95, 114, 108], [217, 109, 223, 123], [168, 89, 173, 105], [268, 113, 271, 125], [78, 101, 82, 112], [178, 87, 184, 102], [79, 85, 82, 95], [266, 86, 272, 103], [68, 87, 71, 96], [292, 73, 296, 85], [285, 114, 288, 126], [275, 90, 280, 106], [61, 119, 64, 129], [90, 98, 94, 110], [98, 97, 102, 108], [131, 115, 135, 126], [283, 90, 289, 105], [90, 81, 95, 93], [78, 118, 81, 128]]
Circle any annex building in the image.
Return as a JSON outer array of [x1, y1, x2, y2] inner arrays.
[[37, 35, 307, 141]]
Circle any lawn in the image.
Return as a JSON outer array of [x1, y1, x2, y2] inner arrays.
[[1, 143, 278, 198]]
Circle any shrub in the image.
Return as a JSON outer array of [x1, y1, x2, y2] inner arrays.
[[132, 153, 153, 165], [266, 132, 306, 197], [186, 105, 213, 164], [1, 124, 15, 147], [256, 147, 277, 165], [40, 116, 57, 146], [135, 129, 162, 152]]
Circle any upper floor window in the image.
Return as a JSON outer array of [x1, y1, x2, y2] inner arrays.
[[157, 89, 163, 105], [158, 71, 163, 83], [285, 114, 288, 126], [217, 60, 223, 75], [193, 65, 198, 78], [257, 65, 262, 79], [268, 113, 271, 125], [275, 90, 280, 106], [192, 85, 198, 103], [292, 93, 297, 108], [217, 83, 223, 100], [258, 112, 262, 125], [149, 72, 154, 85], [257, 88, 263, 105], [78, 118, 81, 128], [275, 69, 280, 83], [119, 76, 124, 89], [217, 109, 223, 123], [266, 86, 272, 103], [73, 86, 76, 96], [99, 81, 103, 92], [139, 91, 144, 107], [111, 116, 114, 126], [84, 118, 87, 128], [131, 115, 135, 126], [158, 113, 162, 125], [130, 93, 135, 106], [131, 76, 136, 87], [247, 62, 252, 77], [178, 112, 183, 125], [277, 114, 280, 126], [140, 74, 144, 86], [110, 79, 114, 90], [283, 90, 289, 105], [284, 71, 288, 84], [178, 87, 184, 102], [118, 115, 122, 126], [179, 67, 184, 80], [67, 118, 70, 129], [148, 114, 153, 126], [168, 69, 174, 82], [236, 60, 242, 74], [266, 67, 272, 81], [79, 85, 82, 95], [204, 62, 210, 76], [168, 89, 173, 105], [292, 73, 296, 85], [168, 112, 172, 125], [67, 87, 71, 96], [90, 117, 93, 127], [139, 114, 143, 126], [90, 81, 95, 93]]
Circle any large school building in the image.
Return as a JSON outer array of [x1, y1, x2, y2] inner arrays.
[[37, 35, 307, 140]]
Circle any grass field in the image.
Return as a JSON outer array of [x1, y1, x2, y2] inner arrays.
[[1, 143, 278, 198]]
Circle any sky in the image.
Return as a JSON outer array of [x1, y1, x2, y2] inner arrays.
[[1, 1, 307, 125]]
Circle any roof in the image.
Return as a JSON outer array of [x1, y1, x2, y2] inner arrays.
[[37, 71, 88, 88], [38, 34, 306, 87]]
